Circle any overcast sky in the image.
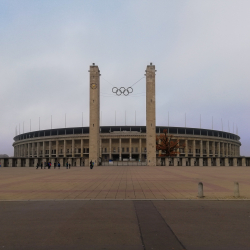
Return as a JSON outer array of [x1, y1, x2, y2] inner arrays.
[[1, 1, 250, 156]]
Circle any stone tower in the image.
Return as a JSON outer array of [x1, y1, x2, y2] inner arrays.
[[146, 63, 156, 166], [89, 63, 100, 166]]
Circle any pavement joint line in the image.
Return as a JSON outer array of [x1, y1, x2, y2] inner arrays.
[[1, 199, 250, 201]]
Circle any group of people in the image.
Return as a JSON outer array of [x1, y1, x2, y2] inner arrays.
[[35, 161, 95, 169], [36, 162, 62, 169]]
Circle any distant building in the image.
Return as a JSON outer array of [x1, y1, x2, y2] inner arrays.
[[0, 154, 9, 158]]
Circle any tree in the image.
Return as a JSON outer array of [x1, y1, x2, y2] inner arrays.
[[156, 129, 185, 157]]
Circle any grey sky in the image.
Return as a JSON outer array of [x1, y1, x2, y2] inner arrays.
[[1, 1, 250, 156]]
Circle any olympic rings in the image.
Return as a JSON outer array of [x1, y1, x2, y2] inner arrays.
[[112, 87, 133, 96]]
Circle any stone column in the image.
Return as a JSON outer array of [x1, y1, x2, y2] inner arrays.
[[212, 141, 215, 157], [200, 140, 203, 157], [49, 141, 52, 158], [31, 143, 34, 158], [99, 138, 102, 160], [217, 142, 220, 157], [37, 142, 40, 158], [193, 140, 196, 157], [119, 138, 122, 161], [72, 139, 75, 157], [242, 157, 246, 167], [181, 158, 185, 166], [206, 141, 209, 157], [63, 140, 66, 157], [9, 159, 13, 167], [42, 141, 45, 158], [165, 157, 169, 166], [216, 158, 220, 166], [199, 158, 203, 167], [89, 63, 100, 166], [226, 143, 228, 157], [59, 158, 64, 167], [76, 158, 80, 166], [146, 63, 156, 166], [173, 157, 178, 166], [34, 158, 38, 168], [25, 158, 29, 167], [109, 138, 112, 160], [51, 158, 55, 167], [56, 140, 59, 157], [139, 138, 142, 162], [185, 140, 188, 157], [191, 158, 195, 166], [24, 144, 27, 157], [28, 143, 30, 157], [225, 158, 229, 166], [129, 138, 132, 160], [233, 157, 237, 166], [81, 139, 83, 158], [222, 143, 225, 157], [17, 158, 21, 167], [207, 157, 211, 166], [68, 158, 73, 167]]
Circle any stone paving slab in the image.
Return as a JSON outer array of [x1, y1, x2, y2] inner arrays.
[[153, 200, 250, 250], [1, 166, 250, 200], [0, 200, 250, 250]]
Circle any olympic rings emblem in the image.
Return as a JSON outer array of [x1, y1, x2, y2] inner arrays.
[[112, 87, 133, 96]]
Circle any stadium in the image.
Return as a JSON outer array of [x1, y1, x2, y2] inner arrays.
[[1, 63, 249, 167], [10, 125, 242, 167]]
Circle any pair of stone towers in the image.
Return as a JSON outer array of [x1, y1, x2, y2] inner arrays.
[[89, 63, 156, 166]]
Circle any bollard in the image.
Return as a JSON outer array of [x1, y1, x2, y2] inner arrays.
[[234, 182, 240, 198], [198, 182, 204, 198]]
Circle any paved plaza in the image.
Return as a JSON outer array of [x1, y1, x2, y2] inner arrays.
[[1, 166, 250, 249], [0, 166, 250, 200]]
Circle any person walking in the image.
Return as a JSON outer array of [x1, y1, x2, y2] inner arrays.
[[40, 162, 43, 169], [90, 160, 92, 169], [69, 163, 71, 169], [54, 162, 56, 169], [58, 162, 60, 169], [36, 162, 39, 169]]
